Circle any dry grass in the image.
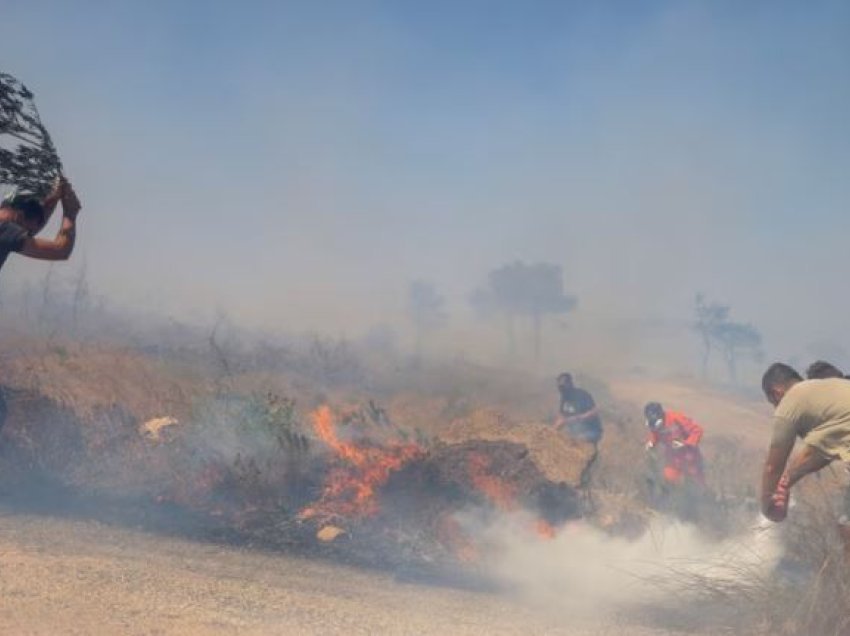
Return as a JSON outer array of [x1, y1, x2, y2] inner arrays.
[[7, 329, 850, 636], [0, 336, 205, 422], [645, 475, 850, 635]]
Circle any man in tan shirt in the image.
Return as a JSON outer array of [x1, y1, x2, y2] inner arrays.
[[760, 362, 850, 522]]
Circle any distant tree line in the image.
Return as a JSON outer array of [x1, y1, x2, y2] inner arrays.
[[406, 260, 577, 362], [405, 268, 768, 384]]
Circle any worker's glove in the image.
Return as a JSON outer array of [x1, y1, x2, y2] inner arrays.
[[645, 441, 655, 451], [766, 474, 791, 522], [671, 440, 686, 449]]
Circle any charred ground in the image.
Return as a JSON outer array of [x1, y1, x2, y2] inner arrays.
[[0, 332, 601, 572]]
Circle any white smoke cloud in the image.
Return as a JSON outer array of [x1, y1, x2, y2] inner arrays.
[[471, 511, 783, 620]]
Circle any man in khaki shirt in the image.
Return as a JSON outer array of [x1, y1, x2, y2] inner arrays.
[[760, 363, 850, 522]]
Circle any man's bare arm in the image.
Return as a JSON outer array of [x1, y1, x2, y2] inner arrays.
[[19, 181, 80, 261], [761, 441, 793, 515], [786, 444, 832, 487], [557, 407, 599, 427], [20, 216, 75, 260], [565, 407, 599, 421]]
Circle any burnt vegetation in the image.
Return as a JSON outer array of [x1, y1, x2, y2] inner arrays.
[[0, 303, 591, 573]]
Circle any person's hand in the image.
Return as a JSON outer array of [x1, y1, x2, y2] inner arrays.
[[645, 441, 655, 451], [44, 175, 63, 201], [61, 179, 81, 220], [39, 176, 65, 217], [765, 474, 791, 522], [772, 474, 791, 518]]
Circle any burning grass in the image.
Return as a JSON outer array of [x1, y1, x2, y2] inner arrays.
[[5, 335, 831, 632], [0, 355, 587, 572], [299, 405, 425, 523]]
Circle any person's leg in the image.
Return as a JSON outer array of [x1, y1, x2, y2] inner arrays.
[[687, 449, 706, 487], [578, 441, 599, 512], [567, 422, 600, 489], [579, 442, 598, 489], [663, 463, 683, 484]]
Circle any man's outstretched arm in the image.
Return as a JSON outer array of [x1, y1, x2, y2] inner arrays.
[[761, 440, 793, 517], [20, 180, 80, 261], [559, 407, 599, 423], [679, 415, 703, 446]]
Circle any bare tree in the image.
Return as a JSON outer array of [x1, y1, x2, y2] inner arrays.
[[407, 280, 447, 357], [716, 322, 762, 384], [694, 294, 762, 384], [208, 312, 234, 393], [470, 261, 577, 361], [694, 294, 728, 378]]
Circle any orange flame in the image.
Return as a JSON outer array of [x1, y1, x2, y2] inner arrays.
[[535, 519, 556, 539], [466, 451, 557, 540], [436, 513, 479, 563], [300, 406, 424, 522], [467, 452, 518, 511]]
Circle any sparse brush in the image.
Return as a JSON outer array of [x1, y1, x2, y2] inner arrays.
[[303, 336, 364, 386], [186, 392, 316, 503], [644, 485, 850, 635]]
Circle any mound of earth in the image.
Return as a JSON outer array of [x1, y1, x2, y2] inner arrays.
[[381, 439, 581, 523], [438, 408, 597, 489]]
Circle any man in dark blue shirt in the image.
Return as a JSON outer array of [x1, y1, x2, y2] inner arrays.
[[555, 372, 603, 491], [556, 372, 602, 444]]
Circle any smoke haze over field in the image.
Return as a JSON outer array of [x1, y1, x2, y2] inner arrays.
[[2, 1, 850, 374]]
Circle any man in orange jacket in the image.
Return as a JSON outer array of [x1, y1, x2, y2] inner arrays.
[[644, 402, 705, 486]]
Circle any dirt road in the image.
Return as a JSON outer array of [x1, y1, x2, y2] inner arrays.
[[0, 510, 680, 636]]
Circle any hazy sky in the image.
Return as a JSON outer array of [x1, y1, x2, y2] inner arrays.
[[2, 1, 849, 367]]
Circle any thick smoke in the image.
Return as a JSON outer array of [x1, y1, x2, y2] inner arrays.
[[1, 2, 849, 373], [475, 511, 782, 620]]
